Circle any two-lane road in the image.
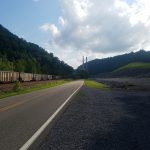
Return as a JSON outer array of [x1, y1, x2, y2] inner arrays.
[[0, 80, 83, 150]]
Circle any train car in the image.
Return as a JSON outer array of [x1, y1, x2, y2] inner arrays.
[[55, 76, 61, 80], [0, 71, 9, 82], [41, 74, 48, 80], [20, 72, 33, 82], [52, 75, 61, 80], [12, 72, 19, 82], [0, 71, 56, 83], [52, 75, 55, 80], [38, 74, 42, 80], [34, 74, 42, 81], [48, 75, 53, 80], [0, 71, 19, 83]]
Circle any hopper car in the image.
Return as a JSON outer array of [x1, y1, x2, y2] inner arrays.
[[0, 71, 55, 83]]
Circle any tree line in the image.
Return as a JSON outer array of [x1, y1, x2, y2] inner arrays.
[[0, 24, 73, 77]]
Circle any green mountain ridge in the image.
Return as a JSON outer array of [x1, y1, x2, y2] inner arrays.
[[0, 24, 73, 77], [113, 62, 150, 72]]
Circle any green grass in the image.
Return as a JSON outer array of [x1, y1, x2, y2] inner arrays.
[[0, 80, 72, 99], [84, 80, 109, 90], [114, 62, 150, 72]]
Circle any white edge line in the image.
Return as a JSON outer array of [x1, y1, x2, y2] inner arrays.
[[19, 81, 83, 150]]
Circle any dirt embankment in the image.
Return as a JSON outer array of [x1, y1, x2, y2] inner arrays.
[[95, 78, 150, 91], [0, 80, 57, 93]]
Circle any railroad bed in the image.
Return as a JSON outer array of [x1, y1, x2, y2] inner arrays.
[[0, 80, 58, 93]]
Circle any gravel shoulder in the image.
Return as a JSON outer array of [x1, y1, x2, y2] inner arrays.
[[33, 85, 150, 150], [95, 78, 150, 91]]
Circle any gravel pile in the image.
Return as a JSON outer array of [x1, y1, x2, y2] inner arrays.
[[35, 86, 150, 150]]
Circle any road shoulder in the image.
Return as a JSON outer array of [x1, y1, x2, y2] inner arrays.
[[31, 85, 150, 150]]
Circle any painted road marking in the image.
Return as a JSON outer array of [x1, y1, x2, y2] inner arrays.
[[0, 81, 74, 112], [0, 101, 26, 112], [19, 81, 83, 150], [0, 89, 60, 112]]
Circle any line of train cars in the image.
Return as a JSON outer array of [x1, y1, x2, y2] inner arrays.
[[0, 71, 60, 83]]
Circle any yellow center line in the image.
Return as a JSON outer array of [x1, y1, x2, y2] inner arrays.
[[0, 101, 26, 112], [0, 90, 53, 113], [0, 81, 70, 112]]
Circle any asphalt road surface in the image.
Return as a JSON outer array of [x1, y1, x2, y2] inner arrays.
[[0, 80, 83, 150], [33, 86, 150, 150]]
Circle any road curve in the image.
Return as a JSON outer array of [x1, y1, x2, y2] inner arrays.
[[0, 80, 83, 150]]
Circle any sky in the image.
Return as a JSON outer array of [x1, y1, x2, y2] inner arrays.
[[0, 0, 150, 68]]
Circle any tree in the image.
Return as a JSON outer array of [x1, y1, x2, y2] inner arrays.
[[14, 60, 25, 81], [0, 57, 13, 71], [0, 24, 74, 77]]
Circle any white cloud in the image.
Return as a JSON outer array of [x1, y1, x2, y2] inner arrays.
[[40, 23, 51, 31], [41, 0, 150, 68], [115, 0, 150, 26], [59, 17, 65, 26], [40, 23, 60, 37]]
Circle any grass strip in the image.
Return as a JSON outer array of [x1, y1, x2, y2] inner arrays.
[[0, 80, 71, 99], [113, 62, 150, 72], [84, 80, 110, 90]]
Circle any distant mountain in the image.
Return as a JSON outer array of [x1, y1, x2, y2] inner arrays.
[[0, 24, 73, 77], [78, 50, 150, 76]]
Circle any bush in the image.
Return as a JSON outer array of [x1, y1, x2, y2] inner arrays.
[[13, 80, 21, 92]]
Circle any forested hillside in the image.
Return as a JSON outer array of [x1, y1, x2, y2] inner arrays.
[[78, 50, 150, 75], [0, 24, 73, 77]]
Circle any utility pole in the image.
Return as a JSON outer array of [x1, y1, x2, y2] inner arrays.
[[82, 56, 88, 71], [82, 56, 85, 70], [86, 57, 88, 71]]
